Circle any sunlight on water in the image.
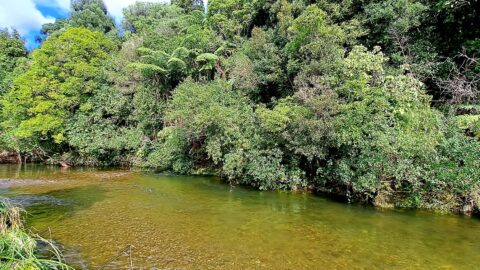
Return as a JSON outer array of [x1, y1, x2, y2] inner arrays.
[[1, 164, 479, 269]]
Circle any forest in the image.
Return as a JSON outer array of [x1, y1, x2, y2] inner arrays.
[[0, 0, 479, 214]]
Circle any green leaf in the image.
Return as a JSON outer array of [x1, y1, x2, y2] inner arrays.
[[127, 63, 167, 76]]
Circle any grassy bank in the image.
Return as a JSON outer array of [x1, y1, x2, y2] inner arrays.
[[0, 198, 72, 270]]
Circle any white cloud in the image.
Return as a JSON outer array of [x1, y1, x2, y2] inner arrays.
[[0, 0, 55, 35]]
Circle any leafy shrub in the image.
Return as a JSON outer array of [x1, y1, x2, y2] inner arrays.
[[145, 127, 192, 174]]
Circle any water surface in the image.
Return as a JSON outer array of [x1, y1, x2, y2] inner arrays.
[[1, 164, 479, 269]]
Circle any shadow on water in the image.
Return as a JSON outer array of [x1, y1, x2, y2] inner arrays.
[[162, 172, 480, 222], [9, 185, 107, 226], [6, 185, 107, 269]]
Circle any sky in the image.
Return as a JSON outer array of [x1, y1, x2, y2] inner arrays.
[[0, 0, 175, 50]]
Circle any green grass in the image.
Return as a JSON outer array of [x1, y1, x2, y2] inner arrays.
[[0, 197, 73, 270]]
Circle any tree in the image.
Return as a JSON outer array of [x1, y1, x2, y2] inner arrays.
[[123, 3, 184, 36], [239, 27, 288, 102], [70, 0, 116, 34], [154, 79, 257, 177], [66, 86, 142, 165], [1, 27, 116, 157], [0, 29, 27, 92], [312, 46, 446, 206], [207, 0, 262, 41], [122, 2, 222, 142], [172, 0, 204, 12], [40, 0, 116, 39]]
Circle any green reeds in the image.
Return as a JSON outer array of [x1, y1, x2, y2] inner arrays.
[[0, 198, 23, 231], [0, 197, 73, 270]]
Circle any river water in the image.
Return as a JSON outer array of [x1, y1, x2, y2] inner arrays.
[[1, 164, 479, 269]]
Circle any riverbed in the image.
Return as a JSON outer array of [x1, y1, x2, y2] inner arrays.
[[1, 164, 479, 269]]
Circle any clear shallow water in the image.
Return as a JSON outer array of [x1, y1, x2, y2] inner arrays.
[[1, 164, 480, 269]]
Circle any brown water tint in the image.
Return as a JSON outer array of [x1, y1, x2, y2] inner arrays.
[[1, 164, 480, 269]]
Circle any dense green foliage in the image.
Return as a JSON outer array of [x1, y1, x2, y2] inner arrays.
[[41, 0, 116, 37], [1, 27, 116, 160], [0, 29, 26, 92], [1, 0, 479, 214]]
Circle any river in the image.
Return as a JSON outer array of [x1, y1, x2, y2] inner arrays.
[[1, 164, 479, 269]]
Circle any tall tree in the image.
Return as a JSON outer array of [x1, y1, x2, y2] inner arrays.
[[1, 27, 116, 156], [70, 0, 116, 33], [0, 29, 27, 92], [41, 0, 115, 38]]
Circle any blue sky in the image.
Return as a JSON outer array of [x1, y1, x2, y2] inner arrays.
[[28, 1, 69, 49], [0, 0, 175, 50]]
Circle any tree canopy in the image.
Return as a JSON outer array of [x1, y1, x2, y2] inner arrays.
[[1, 27, 116, 155], [41, 0, 116, 37]]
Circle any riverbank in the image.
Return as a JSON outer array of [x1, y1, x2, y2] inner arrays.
[[0, 197, 72, 269]]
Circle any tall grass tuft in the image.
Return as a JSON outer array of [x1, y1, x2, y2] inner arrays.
[[0, 197, 73, 270], [0, 198, 23, 231]]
